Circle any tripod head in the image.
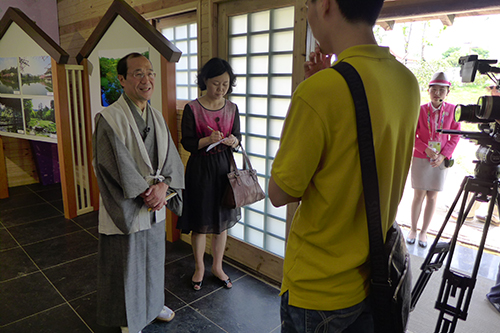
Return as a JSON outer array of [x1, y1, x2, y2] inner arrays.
[[439, 123, 500, 183]]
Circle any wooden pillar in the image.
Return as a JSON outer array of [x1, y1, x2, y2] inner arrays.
[[52, 59, 77, 218], [0, 136, 8, 199], [161, 55, 181, 242]]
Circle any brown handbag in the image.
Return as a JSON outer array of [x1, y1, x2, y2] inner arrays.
[[222, 145, 265, 208]]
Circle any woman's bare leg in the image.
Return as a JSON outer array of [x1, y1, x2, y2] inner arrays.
[[410, 189, 427, 239], [191, 232, 206, 283], [211, 230, 232, 288]]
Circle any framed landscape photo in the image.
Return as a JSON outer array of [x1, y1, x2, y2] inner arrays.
[[24, 98, 56, 138], [0, 56, 57, 143], [0, 97, 24, 134], [19, 56, 53, 96], [0, 57, 20, 95]]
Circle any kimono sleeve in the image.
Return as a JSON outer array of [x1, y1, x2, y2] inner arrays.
[[159, 122, 185, 216]]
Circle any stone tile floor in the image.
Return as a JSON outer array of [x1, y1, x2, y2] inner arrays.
[[1, 182, 499, 332]]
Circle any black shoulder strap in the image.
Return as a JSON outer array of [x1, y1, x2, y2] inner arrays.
[[331, 61, 388, 285]]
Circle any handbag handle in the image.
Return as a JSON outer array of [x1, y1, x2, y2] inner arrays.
[[331, 62, 389, 286], [228, 144, 253, 174]]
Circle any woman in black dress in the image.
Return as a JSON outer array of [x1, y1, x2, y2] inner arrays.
[[177, 58, 241, 290]]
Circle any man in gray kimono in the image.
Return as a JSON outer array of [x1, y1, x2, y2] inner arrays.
[[92, 52, 184, 333]]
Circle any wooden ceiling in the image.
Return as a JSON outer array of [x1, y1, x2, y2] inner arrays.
[[378, 0, 500, 30]]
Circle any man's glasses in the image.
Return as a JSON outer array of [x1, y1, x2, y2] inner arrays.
[[128, 71, 156, 80]]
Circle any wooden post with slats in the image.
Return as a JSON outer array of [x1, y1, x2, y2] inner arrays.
[[82, 58, 100, 212], [52, 59, 77, 218]]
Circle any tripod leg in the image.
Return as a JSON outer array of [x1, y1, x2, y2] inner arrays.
[[410, 177, 474, 310], [428, 177, 476, 252], [433, 179, 497, 333]]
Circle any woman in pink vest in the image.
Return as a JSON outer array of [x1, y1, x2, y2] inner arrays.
[[408, 72, 460, 248]]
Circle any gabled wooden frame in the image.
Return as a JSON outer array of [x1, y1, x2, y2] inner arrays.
[[77, 0, 183, 241], [0, 7, 69, 199], [77, 0, 181, 64], [0, 7, 69, 64]]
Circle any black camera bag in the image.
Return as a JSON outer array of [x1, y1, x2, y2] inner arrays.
[[332, 61, 412, 333]]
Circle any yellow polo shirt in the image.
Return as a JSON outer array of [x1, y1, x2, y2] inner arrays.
[[271, 45, 420, 310]]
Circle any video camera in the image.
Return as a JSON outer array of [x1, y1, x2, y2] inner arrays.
[[412, 56, 500, 333], [439, 55, 500, 181], [454, 55, 500, 123]]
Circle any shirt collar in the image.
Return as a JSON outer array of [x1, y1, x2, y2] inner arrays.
[[336, 45, 392, 64], [430, 102, 444, 113]]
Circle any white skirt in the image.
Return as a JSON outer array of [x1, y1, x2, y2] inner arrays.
[[411, 156, 448, 192]]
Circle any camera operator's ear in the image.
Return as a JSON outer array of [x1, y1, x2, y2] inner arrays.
[[492, 87, 500, 97]]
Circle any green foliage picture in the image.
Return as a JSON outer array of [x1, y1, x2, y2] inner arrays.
[[0, 56, 56, 140], [0, 98, 23, 134], [99, 50, 150, 106], [23, 98, 56, 138], [0, 57, 20, 94]]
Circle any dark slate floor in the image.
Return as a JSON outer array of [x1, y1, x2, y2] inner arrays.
[[0, 183, 281, 333], [2, 182, 500, 332]]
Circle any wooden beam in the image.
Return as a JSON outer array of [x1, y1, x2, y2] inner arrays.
[[223, 236, 283, 283], [161, 55, 181, 242], [52, 59, 77, 218], [379, 0, 500, 21], [141, 1, 198, 20], [440, 14, 455, 26], [293, 0, 308, 91], [208, 0, 217, 58], [378, 20, 395, 31], [0, 136, 8, 199], [216, 1, 228, 60]]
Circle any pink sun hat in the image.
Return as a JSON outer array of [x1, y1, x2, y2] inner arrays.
[[429, 72, 451, 87]]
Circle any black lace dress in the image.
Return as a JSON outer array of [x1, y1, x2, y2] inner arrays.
[[177, 99, 241, 234]]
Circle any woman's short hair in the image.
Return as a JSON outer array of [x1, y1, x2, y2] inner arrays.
[[197, 58, 237, 95]]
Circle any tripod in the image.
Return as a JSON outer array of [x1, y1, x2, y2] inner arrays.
[[410, 173, 498, 333]]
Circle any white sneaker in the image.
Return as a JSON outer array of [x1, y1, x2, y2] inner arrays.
[[156, 305, 175, 322], [120, 327, 141, 333], [476, 213, 500, 226], [451, 211, 473, 221]]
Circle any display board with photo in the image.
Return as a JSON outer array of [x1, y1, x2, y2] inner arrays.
[[0, 56, 56, 141], [0, 97, 23, 134], [20, 56, 53, 96], [0, 57, 20, 94], [24, 98, 56, 138], [99, 49, 149, 107]]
